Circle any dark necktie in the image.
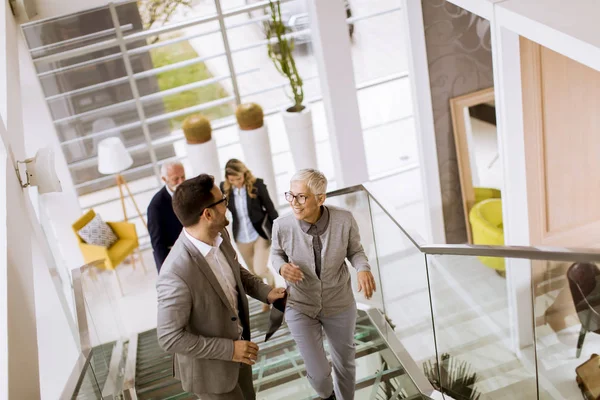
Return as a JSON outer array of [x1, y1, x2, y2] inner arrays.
[[307, 224, 322, 278]]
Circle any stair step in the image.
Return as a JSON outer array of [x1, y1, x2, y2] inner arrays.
[[136, 368, 174, 386]]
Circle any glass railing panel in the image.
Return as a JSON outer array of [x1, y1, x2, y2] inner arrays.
[[79, 264, 129, 395], [533, 259, 600, 399], [72, 351, 103, 399], [325, 189, 385, 311], [366, 195, 438, 386], [80, 264, 126, 346], [425, 253, 538, 399], [248, 297, 423, 399]]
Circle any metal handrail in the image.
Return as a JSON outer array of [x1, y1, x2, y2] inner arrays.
[[327, 184, 600, 262]]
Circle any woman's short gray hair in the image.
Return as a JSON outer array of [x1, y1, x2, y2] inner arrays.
[[291, 169, 328, 195]]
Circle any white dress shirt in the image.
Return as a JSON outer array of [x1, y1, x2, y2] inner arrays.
[[233, 186, 259, 243], [184, 229, 243, 338], [166, 185, 174, 197]]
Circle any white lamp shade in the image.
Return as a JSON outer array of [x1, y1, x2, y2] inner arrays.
[[97, 137, 133, 174]]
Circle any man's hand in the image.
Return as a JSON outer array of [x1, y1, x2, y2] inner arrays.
[[280, 263, 304, 283], [357, 271, 377, 300], [267, 287, 286, 304], [232, 340, 259, 365]]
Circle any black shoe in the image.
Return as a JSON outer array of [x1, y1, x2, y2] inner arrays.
[[322, 393, 336, 400]]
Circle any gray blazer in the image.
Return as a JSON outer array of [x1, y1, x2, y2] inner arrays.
[[271, 205, 370, 318], [156, 229, 272, 395]]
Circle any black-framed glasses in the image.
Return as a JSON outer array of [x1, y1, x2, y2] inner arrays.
[[285, 191, 318, 205], [204, 195, 228, 210]]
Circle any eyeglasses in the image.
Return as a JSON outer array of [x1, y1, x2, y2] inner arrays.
[[204, 195, 228, 211], [285, 192, 322, 205]]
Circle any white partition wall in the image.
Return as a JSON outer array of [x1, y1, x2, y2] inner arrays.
[[402, 0, 445, 243]]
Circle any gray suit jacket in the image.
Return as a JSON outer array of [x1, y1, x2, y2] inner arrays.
[[156, 229, 272, 395]]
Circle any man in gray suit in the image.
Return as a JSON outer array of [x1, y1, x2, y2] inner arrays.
[[156, 174, 286, 400]]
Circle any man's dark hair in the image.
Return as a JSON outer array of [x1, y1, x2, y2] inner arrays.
[[172, 174, 217, 227]]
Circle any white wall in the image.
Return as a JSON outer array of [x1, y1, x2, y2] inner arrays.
[[32, 240, 80, 400], [0, 1, 41, 382], [402, 0, 445, 243], [33, 0, 111, 21], [0, 126, 8, 400], [19, 31, 84, 302], [1, 2, 81, 398], [491, 21, 533, 352]]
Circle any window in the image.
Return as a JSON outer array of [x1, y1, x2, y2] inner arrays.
[[21, 0, 412, 249]]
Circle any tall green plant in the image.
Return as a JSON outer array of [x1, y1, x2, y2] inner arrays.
[[265, 0, 304, 112]]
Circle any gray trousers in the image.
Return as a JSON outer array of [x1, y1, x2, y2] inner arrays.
[[197, 364, 255, 400], [285, 303, 357, 400]]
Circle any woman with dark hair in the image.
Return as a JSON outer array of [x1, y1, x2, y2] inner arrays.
[[221, 159, 279, 312]]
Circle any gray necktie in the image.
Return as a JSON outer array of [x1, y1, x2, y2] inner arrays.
[[307, 224, 322, 278]]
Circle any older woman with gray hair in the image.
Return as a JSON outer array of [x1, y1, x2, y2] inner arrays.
[[270, 169, 376, 400]]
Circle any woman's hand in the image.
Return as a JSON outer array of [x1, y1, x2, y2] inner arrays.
[[357, 271, 377, 299], [280, 263, 304, 283]]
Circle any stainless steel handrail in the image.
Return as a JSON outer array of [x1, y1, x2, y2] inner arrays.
[[327, 184, 600, 262], [58, 349, 94, 400]]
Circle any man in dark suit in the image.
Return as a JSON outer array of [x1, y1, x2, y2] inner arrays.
[[148, 161, 186, 272]]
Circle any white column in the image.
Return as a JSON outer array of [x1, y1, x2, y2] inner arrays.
[[18, 32, 84, 319], [491, 20, 534, 352], [402, 0, 446, 243], [1, 124, 42, 400], [306, 0, 368, 187], [0, 135, 7, 400], [1, 2, 41, 397]]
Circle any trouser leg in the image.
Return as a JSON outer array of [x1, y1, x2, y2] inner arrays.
[[320, 304, 357, 400], [236, 241, 255, 273], [285, 307, 334, 398], [253, 236, 275, 287]]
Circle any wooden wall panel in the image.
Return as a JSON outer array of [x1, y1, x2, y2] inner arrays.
[[521, 37, 600, 248], [540, 47, 600, 234], [521, 37, 600, 331]]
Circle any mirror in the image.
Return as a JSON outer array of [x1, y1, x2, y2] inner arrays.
[[450, 87, 502, 243]]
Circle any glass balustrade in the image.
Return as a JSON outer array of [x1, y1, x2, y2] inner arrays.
[[63, 184, 600, 400]]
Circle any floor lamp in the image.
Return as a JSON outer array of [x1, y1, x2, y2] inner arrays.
[[97, 137, 147, 281]]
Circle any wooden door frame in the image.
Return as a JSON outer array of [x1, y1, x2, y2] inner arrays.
[[449, 87, 495, 243]]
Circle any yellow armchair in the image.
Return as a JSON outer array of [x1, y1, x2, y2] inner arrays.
[[72, 209, 139, 271], [469, 199, 505, 273], [474, 187, 501, 204]]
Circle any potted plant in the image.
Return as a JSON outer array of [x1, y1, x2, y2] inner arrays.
[[423, 353, 482, 400], [266, 0, 317, 170], [235, 103, 278, 200], [182, 114, 220, 179]]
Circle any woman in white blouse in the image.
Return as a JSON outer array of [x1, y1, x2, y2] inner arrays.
[[220, 159, 279, 312]]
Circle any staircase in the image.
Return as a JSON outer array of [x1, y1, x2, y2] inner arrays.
[[89, 299, 432, 399]]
